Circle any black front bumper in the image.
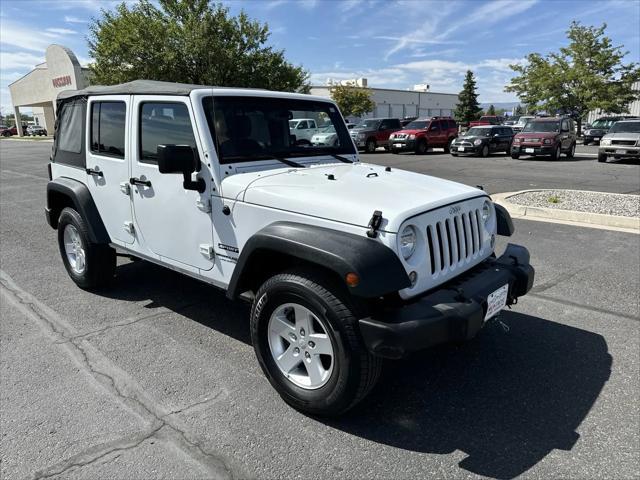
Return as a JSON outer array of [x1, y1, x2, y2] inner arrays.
[[359, 244, 534, 359], [389, 139, 416, 152], [451, 144, 481, 154], [511, 145, 553, 156]]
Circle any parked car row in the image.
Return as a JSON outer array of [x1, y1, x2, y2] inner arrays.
[[597, 119, 640, 163], [583, 116, 639, 145], [0, 124, 48, 136]]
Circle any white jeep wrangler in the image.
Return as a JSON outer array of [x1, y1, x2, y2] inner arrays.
[[46, 80, 534, 416]]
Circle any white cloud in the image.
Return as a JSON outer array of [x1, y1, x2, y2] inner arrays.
[[264, 0, 288, 10], [0, 51, 45, 70], [64, 15, 87, 23], [299, 0, 318, 10], [46, 28, 78, 35]]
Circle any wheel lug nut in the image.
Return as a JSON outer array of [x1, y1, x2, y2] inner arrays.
[[294, 347, 300, 354], [305, 351, 310, 358], [300, 328, 305, 337], [288, 332, 297, 341], [308, 341, 315, 348]]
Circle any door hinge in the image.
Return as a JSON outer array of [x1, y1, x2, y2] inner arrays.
[[196, 198, 211, 213], [123, 221, 135, 235], [199, 244, 214, 259], [120, 182, 131, 195]]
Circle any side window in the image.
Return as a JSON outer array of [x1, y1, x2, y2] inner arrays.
[[430, 121, 440, 132], [308, 120, 316, 129], [90, 101, 126, 158], [298, 120, 308, 129], [140, 102, 197, 164], [53, 98, 86, 168]]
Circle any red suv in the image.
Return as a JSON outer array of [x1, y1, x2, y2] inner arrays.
[[511, 117, 577, 160], [389, 117, 458, 154]]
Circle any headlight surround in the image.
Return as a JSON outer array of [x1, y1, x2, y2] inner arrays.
[[543, 138, 552, 145], [481, 200, 492, 224], [408, 134, 416, 140], [600, 138, 612, 146], [473, 138, 482, 146], [399, 225, 417, 260], [513, 137, 521, 143]]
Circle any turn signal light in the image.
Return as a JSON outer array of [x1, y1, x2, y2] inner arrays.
[[345, 272, 360, 287]]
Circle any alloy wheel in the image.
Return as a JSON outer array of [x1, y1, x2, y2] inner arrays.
[[63, 224, 86, 274]]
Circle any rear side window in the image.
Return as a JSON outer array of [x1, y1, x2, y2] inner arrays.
[[91, 102, 126, 158], [448, 120, 457, 129], [53, 97, 86, 168], [139, 102, 197, 164]]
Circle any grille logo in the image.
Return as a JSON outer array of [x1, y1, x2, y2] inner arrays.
[[449, 205, 461, 215]]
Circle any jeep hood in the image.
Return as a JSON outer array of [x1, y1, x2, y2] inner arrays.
[[221, 162, 483, 233]]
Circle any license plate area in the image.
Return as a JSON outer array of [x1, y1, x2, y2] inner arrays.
[[394, 143, 403, 148], [615, 149, 626, 154], [525, 148, 534, 153], [485, 283, 509, 321]]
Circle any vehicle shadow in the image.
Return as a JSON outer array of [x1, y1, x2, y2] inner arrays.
[[322, 312, 612, 480], [99, 261, 611, 480]]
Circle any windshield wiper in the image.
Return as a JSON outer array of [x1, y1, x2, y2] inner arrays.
[[327, 153, 354, 164], [263, 155, 304, 168]]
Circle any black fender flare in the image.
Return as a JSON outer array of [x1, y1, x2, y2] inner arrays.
[[495, 203, 514, 236], [46, 177, 111, 244], [227, 222, 410, 300]]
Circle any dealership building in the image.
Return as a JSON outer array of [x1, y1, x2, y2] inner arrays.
[[310, 79, 459, 122], [8, 44, 89, 136]]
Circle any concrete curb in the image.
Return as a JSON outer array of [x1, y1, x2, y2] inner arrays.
[[492, 189, 640, 231]]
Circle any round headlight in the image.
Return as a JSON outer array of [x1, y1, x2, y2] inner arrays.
[[543, 138, 552, 144], [482, 200, 492, 223], [473, 138, 482, 146], [399, 225, 417, 260]]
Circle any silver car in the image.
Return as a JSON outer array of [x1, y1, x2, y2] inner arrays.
[[26, 125, 47, 136], [598, 120, 640, 163]]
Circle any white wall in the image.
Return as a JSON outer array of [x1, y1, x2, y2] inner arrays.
[[586, 81, 640, 123], [310, 86, 458, 121]]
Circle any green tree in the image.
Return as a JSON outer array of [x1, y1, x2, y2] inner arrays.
[[486, 104, 496, 115], [88, 0, 309, 92], [453, 70, 483, 124], [329, 84, 375, 118], [514, 104, 524, 116], [506, 21, 640, 131]]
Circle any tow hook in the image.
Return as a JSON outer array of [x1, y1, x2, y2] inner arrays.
[[366, 210, 383, 238]]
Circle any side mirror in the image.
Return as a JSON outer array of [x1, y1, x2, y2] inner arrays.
[[158, 144, 197, 174], [157, 144, 205, 193]]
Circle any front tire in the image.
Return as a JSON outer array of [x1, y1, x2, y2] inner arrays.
[[566, 142, 576, 158], [57, 207, 116, 289], [444, 138, 453, 153], [414, 139, 428, 155], [365, 139, 377, 153], [598, 153, 607, 163], [480, 144, 489, 157], [511, 152, 520, 159], [550, 144, 561, 161], [251, 270, 381, 416]]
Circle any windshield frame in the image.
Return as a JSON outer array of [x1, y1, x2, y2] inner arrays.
[[609, 121, 640, 133], [522, 121, 561, 133], [203, 96, 356, 164]]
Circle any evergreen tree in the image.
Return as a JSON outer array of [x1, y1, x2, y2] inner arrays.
[[453, 70, 483, 124], [487, 104, 496, 115]]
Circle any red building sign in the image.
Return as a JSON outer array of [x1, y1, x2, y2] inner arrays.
[[52, 75, 72, 88]]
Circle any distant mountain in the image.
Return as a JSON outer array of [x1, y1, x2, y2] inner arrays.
[[480, 102, 521, 110]]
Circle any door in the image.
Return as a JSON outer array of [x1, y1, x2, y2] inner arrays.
[[86, 96, 134, 245], [130, 97, 214, 271], [428, 121, 445, 146]]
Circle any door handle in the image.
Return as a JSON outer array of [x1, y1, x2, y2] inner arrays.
[[129, 177, 151, 187], [86, 168, 104, 177]]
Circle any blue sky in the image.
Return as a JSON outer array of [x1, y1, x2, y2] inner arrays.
[[1, 0, 639, 115]]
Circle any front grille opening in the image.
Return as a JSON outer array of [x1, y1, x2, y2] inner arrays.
[[426, 225, 436, 274], [468, 212, 477, 254], [454, 216, 463, 260], [445, 219, 454, 265], [436, 222, 445, 270], [475, 209, 483, 249], [461, 213, 469, 255]]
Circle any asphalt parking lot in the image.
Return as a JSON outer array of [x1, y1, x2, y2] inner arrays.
[[1, 140, 639, 479]]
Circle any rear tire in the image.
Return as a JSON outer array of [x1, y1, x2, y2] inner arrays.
[[57, 207, 116, 289], [598, 153, 607, 163], [251, 270, 381, 416]]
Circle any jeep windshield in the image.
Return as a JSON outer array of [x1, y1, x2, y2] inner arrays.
[[609, 121, 640, 133], [465, 127, 493, 137], [522, 121, 560, 133], [203, 96, 355, 164]]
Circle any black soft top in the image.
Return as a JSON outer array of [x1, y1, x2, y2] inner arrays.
[[57, 79, 223, 101]]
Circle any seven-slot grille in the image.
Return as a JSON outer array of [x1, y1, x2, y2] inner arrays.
[[611, 139, 637, 146], [425, 208, 484, 276], [523, 138, 540, 143]]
